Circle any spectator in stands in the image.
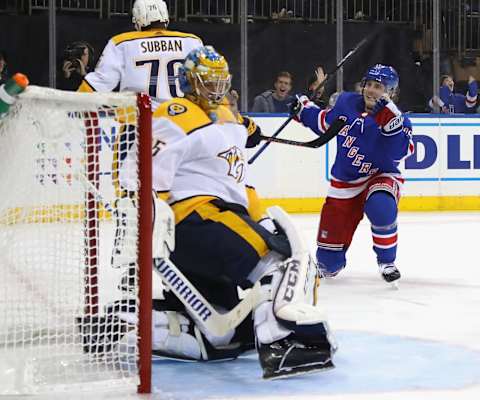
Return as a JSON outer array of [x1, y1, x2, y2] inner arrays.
[[307, 66, 328, 108], [58, 41, 94, 91], [252, 71, 294, 113], [429, 74, 478, 113], [0, 51, 8, 84]]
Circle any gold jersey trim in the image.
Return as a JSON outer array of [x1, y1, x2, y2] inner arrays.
[[77, 79, 95, 92], [154, 98, 212, 135], [112, 29, 202, 46], [195, 201, 269, 258], [245, 186, 264, 222], [170, 195, 218, 224], [155, 97, 241, 135]]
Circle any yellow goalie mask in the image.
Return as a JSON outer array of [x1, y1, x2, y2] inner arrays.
[[179, 46, 231, 109]]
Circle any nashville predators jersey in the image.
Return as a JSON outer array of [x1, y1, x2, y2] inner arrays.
[[149, 97, 249, 210], [78, 29, 203, 109]]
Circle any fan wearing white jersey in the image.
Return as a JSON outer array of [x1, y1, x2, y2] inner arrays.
[[77, 0, 203, 109], [118, 46, 336, 380]]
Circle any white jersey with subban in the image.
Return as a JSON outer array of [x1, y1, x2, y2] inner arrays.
[[79, 29, 203, 109], [120, 97, 250, 208]]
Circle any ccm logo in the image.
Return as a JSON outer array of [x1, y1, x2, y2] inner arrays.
[[282, 260, 300, 302]]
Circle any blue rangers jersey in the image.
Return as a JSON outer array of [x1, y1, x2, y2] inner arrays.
[[298, 91, 414, 197]]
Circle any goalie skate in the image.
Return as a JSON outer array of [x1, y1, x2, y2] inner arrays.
[[257, 333, 334, 380]]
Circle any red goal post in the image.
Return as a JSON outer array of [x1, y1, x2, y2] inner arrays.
[[0, 87, 152, 394]]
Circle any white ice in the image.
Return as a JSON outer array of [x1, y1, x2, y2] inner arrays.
[[11, 212, 480, 400]]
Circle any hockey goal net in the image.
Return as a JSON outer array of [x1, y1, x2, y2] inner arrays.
[[0, 87, 152, 394]]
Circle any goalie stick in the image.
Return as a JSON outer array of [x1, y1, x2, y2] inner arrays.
[[74, 171, 263, 337], [248, 28, 381, 165], [153, 257, 262, 337]]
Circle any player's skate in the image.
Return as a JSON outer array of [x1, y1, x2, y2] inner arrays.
[[257, 330, 334, 380], [318, 264, 344, 279], [379, 262, 401, 287]]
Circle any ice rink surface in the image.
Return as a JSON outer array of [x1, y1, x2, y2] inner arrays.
[[15, 212, 480, 400]]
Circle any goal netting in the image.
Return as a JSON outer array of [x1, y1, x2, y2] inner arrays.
[[0, 86, 152, 394]]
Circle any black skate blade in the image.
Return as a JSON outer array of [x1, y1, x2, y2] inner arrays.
[[262, 359, 335, 380]]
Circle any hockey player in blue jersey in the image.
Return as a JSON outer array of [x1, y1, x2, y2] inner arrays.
[[429, 74, 478, 113], [290, 64, 414, 284]]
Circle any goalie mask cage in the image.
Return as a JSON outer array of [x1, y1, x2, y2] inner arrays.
[[0, 87, 152, 394]]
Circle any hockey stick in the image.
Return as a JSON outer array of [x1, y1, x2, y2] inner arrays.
[[75, 171, 263, 337], [248, 30, 377, 165], [153, 257, 262, 337], [257, 118, 347, 149]]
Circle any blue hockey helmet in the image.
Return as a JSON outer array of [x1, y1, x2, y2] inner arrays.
[[363, 64, 399, 94]]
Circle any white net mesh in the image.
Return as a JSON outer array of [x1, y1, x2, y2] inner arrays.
[[0, 87, 144, 394]]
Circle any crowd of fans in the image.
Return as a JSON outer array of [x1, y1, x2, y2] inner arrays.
[[3, 39, 479, 115], [249, 66, 479, 114]]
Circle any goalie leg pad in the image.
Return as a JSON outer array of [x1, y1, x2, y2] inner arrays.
[[266, 206, 326, 325], [248, 207, 334, 341], [111, 193, 175, 269], [152, 193, 175, 259], [247, 251, 293, 345], [251, 207, 337, 379]]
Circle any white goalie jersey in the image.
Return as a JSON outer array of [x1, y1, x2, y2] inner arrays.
[[119, 97, 250, 209], [78, 29, 203, 109]]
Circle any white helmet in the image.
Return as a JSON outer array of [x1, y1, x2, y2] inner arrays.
[[132, 0, 169, 31]]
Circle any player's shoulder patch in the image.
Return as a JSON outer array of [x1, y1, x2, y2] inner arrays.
[[154, 98, 212, 135], [167, 103, 187, 116], [112, 30, 201, 45]]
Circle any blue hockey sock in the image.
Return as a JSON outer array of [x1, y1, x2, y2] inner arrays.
[[364, 191, 398, 264], [316, 247, 346, 276]]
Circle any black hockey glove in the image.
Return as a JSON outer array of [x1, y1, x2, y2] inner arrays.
[[243, 116, 263, 148], [289, 95, 313, 121]]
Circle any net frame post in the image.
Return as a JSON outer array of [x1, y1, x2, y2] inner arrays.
[[85, 112, 101, 317], [137, 93, 152, 394]]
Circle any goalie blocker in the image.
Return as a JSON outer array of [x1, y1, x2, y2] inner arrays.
[[111, 195, 337, 379]]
